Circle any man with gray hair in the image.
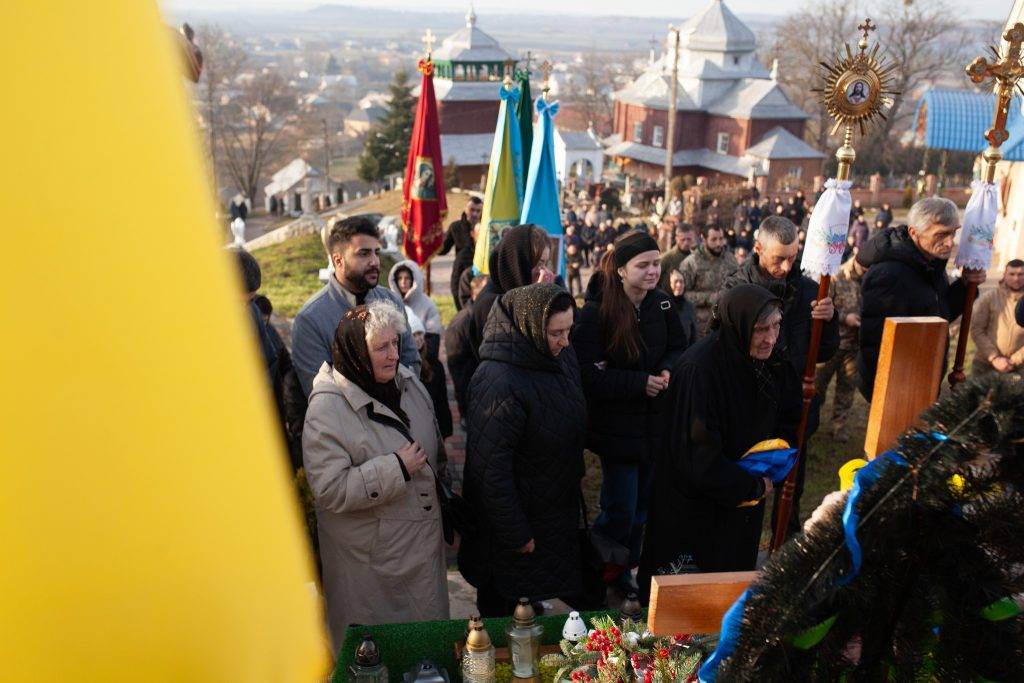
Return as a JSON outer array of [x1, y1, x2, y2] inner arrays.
[[856, 196, 987, 399]]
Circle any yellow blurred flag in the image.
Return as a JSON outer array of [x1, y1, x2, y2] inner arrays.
[[1, 2, 327, 681]]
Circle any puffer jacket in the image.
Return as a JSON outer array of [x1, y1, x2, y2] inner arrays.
[[572, 273, 687, 464], [458, 297, 587, 601], [855, 225, 966, 399]]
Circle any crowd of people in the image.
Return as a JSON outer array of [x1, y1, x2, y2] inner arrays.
[[234, 189, 1022, 654]]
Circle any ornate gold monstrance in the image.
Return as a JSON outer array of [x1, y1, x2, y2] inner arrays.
[[814, 19, 899, 180]]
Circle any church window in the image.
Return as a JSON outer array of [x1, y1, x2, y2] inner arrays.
[[787, 165, 803, 180], [632, 121, 644, 143], [716, 132, 730, 155], [652, 125, 664, 147], [733, 56, 740, 66]]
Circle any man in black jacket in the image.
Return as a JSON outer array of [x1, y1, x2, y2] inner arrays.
[[722, 215, 838, 535], [438, 196, 482, 310], [856, 197, 987, 399]]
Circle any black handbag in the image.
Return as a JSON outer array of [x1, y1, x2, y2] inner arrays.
[[367, 406, 472, 544]]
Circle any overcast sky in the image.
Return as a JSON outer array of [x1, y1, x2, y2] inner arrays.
[[162, 0, 1010, 22]]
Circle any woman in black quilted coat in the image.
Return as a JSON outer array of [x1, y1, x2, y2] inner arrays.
[[571, 231, 686, 595], [459, 283, 586, 617]]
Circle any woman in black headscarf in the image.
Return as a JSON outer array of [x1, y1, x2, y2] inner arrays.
[[638, 284, 800, 597], [447, 224, 554, 415], [459, 283, 587, 617]]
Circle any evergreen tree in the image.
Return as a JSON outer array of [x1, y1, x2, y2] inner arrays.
[[324, 54, 341, 75], [357, 69, 414, 183]]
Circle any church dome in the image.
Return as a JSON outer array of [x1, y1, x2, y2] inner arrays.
[[679, 0, 756, 53], [432, 9, 513, 63]]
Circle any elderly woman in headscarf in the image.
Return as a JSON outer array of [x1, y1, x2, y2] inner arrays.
[[302, 300, 449, 652], [638, 284, 800, 596], [458, 283, 587, 617]]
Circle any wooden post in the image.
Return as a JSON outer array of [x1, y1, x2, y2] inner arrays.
[[864, 317, 948, 458], [647, 572, 755, 636], [424, 261, 432, 296]]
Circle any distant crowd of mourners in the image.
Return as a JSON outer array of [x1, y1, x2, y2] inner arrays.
[[234, 188, 1022, 653]]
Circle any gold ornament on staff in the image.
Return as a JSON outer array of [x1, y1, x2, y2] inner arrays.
[[965, 23, 1024, 184], [814, 18, 899, 180], [947, 22, 1024, 388], [770, 18, 898, 552], [539, 60, 553, 102]]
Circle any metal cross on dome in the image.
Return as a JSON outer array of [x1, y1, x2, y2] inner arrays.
[[421, 28, 436, 58]]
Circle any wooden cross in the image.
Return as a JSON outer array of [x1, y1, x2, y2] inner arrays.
[[421, 28, 436, 58]]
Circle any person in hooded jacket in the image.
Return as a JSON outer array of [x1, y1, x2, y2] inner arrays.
[[452, 224, 553, 409], [459, 283, 585, 617], [389, 259, 442, 355], [856, 197, 987, 399], [572, 231, 687, 595], [638, 284, 800, 597]]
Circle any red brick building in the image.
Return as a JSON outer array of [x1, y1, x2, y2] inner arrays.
[[605, 0, 824, 190]]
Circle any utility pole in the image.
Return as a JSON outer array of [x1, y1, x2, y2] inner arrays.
[[664, 25, 681, 207], [322, 118, 331, 208]]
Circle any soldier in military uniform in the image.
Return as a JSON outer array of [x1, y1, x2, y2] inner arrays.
[[815, 256, 864, 441]]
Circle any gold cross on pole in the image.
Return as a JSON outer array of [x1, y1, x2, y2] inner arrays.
[[540, 60, 553, 100], [523, 50, 533, 72], [422, 28, 436, 58], [966, 22, 1024, 181], [856, 18, 876, 52]]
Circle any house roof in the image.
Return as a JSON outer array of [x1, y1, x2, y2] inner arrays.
[[604, 140, 754, 176], [438, 133, 494, 166], [263, 158, 330, 196], [347, 104, 386, 124], [744, 126, 825, 159], [680, 0, 756, 53], [557, 128, 603, 151], [706, 79, 809, 119], [425, 79, 504, 102], [433, 9, 513, 64], [914, 88, 1024, 160]]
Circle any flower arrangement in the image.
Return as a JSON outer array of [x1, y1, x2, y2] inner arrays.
[[548, 616, 714, 683]]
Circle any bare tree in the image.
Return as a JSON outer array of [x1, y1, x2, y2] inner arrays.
[[218, 70, 300, 203], [763, 1, 862, 154], [564, 52, 620, 134], [874, 0, 967, 143], [193, 25, 247, 176]]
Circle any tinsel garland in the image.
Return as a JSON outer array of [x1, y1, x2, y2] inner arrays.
[[714, 375, 1024, 681]]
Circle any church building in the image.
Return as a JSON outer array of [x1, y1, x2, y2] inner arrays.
[[605, 0, 824, 190], [421, 9, 515, 188]]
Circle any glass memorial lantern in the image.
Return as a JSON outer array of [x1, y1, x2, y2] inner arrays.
[[461, 616, 496, 683], [506, 598, 543, 682], [349, 633, 388, 683]]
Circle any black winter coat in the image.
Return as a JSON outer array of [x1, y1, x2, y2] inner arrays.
[[458, 298, 587, 600], [722, 254, 839, 378], [444, 307, 474, 420], [572, 274, 688, 464], [855, 226, 966, 399]]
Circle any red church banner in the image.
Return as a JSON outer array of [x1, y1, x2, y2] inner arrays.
[[401, 59, 447, 265]]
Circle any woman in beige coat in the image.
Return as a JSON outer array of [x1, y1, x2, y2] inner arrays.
[[303, 300, 449, 652]]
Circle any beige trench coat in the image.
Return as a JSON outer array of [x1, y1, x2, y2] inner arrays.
[[303, 363, 449, 651]]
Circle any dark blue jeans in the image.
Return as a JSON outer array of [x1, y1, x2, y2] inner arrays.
[[593, 457, 654, 569]]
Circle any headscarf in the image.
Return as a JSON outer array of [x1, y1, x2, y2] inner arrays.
[[499, 283, 574, 357], [712, 284, 783, 404], [332, 305, 409, 425], [488, 224, 541, 294]]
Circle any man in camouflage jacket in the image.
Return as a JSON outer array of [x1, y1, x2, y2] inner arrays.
[[678, 224, 738, 337], [814, 257, 864, 440]]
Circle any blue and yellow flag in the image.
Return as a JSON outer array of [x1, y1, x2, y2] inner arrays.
[[473, 85, 524, 274], [2, 2, 326, 680], [520, 98, 564, 275]]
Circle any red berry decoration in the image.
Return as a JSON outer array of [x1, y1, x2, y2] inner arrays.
[[658, 648, 669, 659]]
